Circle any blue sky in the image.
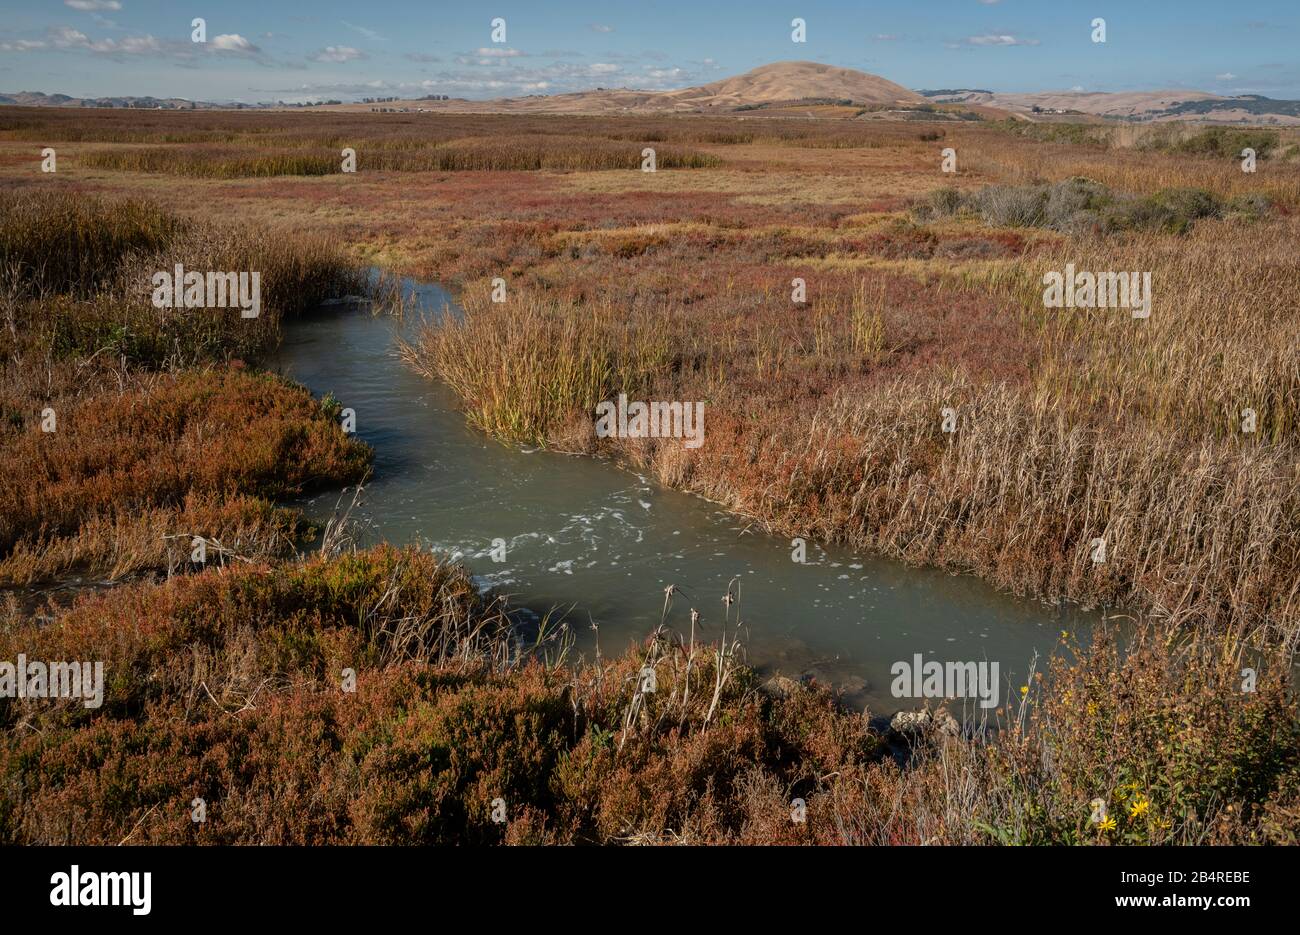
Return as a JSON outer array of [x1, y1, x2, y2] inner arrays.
[[2, 1, 1298, 103]]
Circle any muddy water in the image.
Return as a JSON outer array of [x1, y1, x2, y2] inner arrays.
[[272, 280, 1100, 711]]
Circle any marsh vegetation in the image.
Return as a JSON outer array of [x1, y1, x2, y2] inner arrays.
[[1, 107, 1297, 844]]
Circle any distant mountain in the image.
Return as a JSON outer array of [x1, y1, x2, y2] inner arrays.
[[919, 89, 994, 97], [0, 90, 227, 109], [3, 65, 926, 116], [922, 88, 1300, 125], [311, 61, 931, 115], [660, 61, 925, 108], [10, 66, 1297, 125], [1162, 95, 1300, 119]]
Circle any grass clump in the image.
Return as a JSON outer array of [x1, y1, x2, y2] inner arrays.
[[401, 290, 674, 445], [0, 190, 184, 298], [915, 177, 1269, 235]]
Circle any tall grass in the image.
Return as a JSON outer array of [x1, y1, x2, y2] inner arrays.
[[401, 292, 673, 444], [0, 189, 183, 297], [405, 225, 1300, 641], [81, 148, 338, 177], [1, 105, 940, 149], [0, 189, 365, 368], [80, 139, 722, 177], [1023, 223, 1300, 442]]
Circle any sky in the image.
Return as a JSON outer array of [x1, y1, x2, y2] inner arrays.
[[1, 0, 1298, 104]]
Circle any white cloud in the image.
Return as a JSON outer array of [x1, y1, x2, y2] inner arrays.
[[456, 47, 529, 66], [311, 45, 366, 63], [46, 25, 159, 54], [590, 24, 614, 33], [966, 34, 1040, 46], [259, 58, 699, 101], [16, 22, 281, 66], [873, 34, 898, 41], [50, 26, 90, 47], [211, 34, 258, 53], [111, 35, 159, 53], [64, 0, 122, 10], [1216, 72, 1237, 80], [645, 67, 686, 81]]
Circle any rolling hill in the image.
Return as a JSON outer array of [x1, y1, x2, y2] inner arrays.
[[9, 62, 1299, 124], [922, 88, 1300, 125], [311, 61, 930, 115]]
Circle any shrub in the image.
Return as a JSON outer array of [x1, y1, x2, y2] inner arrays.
[[1105, 187, 1224, 235], [1172, 127, 1279, 160], [976, 185, 1048, 227], [914, 179, 1254, 236], [993, 120, 1111, 147], [920, 186, 965, 218]]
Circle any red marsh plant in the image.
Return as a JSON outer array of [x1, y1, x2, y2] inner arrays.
[[0, 370, 371, 584], [0, 547, 1295, 845], [0, 190, 372, 584]]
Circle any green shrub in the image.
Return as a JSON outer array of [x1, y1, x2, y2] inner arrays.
[[913, 179, 1254, 236], [976, 185, 1048, 227], [1172, 127, 1279, 160]]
